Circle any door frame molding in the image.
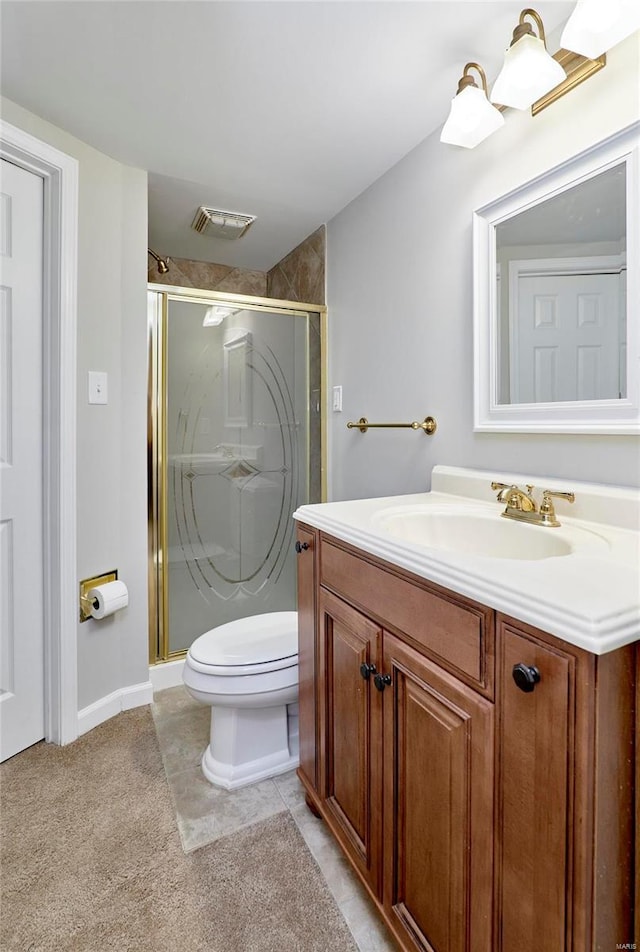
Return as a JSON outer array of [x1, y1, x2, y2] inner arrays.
[[1, 119, 79, 745]]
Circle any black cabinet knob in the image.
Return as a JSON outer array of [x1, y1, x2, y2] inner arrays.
[[512, 663, 541, 693], [295, 541, 310, 553], [373, 673, 392, 692], [359, 662, 377, 681]]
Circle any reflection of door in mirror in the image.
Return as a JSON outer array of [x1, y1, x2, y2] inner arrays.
[[505, 260, 624, 404], [496, 163, 626, 405]]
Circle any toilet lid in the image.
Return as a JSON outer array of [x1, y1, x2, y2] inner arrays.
[[189, 611, 298, 668]]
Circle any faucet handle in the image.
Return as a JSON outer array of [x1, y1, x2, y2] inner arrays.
[[543, 490, 575, 503], [491, 481, 515, 504], [539, 489, 575, 526], [491, 481, 535, 505], [491, 480, 517, 498]]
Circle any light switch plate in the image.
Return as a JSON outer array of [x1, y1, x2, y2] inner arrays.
[[88, 371, 108, 405], [332, 385, 343, 412]]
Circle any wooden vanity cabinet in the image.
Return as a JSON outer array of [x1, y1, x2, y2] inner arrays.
[[295, 525, 636, 952], [496, 619, 576, 952], [496, 615, 635, 952], [315, 588, 494, 949], [381, 633, 494, 952], [318, 588, 383, 896]]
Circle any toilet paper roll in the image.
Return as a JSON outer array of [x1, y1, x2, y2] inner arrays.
[[88, 580, 129, 619]]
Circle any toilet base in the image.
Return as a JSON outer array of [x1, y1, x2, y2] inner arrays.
[[201, 745, 299, 790], [202, 703, 299, 791]]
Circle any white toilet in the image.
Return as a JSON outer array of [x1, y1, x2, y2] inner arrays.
[[182, 611, 299, 790]]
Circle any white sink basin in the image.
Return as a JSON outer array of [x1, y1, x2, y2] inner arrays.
[[371, 505, 609, 560], [294, 466, 640, 653]]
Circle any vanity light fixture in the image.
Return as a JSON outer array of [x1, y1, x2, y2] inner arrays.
[[440, 62, 505, 149], [490, 8, 567, 110], [561, 0, 640, 59]]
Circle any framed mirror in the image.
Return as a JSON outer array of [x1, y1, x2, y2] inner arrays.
[[473, 123, 639, 433]]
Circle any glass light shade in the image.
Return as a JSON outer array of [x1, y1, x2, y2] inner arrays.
[[561, 0, 640, 59], [490, 33, 567, 110], [440, 85, 505, 149]]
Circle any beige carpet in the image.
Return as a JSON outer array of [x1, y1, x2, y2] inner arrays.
[[0, 707, 358, 952]]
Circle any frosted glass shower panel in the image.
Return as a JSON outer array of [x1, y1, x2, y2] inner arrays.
[[166, 301, 310, 653]]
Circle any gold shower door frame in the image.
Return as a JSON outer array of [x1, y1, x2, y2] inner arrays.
[[147, 284, 327, 665]]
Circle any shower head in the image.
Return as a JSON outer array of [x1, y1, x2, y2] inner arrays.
[[148, 248, 170, 274]]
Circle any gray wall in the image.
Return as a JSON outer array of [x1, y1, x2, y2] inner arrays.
[[1, 97, 150, 712], [327, 34, 640, 501]]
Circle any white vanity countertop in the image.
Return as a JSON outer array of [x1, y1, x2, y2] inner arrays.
[[293, 465, 640, 655]]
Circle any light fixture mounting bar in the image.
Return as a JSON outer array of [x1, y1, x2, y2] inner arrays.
[[532, 49, 606, 115]]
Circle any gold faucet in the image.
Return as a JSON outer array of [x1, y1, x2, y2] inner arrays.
[[491, 482, 575, 527], [491, 482, 537, 511]]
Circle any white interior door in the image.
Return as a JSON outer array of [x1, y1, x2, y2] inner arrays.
[[0, 158, 45, 762], [513, 272, 621, 403]]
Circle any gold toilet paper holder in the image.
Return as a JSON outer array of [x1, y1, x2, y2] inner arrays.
[[79, 570, 118, 623]]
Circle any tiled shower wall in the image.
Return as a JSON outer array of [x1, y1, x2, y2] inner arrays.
[[148, 225, 325, 305], [147, 255, 267, 296], [266, 226, 325, 304]]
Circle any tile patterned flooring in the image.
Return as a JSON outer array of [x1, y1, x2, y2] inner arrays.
[[151, 686, 396, 952]]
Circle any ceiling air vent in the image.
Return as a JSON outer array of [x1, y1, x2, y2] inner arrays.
[[191, 207, 257, 240]]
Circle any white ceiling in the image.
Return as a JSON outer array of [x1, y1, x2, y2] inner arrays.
[[1, 1, 574, 271]]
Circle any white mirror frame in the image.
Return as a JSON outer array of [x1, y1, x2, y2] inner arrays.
[[473, 122, 639, 433]]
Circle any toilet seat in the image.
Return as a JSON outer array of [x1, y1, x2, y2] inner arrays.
[[186, 610, 298, 677]]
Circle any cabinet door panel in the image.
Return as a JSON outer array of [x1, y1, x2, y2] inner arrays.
[[320, 589, 382, 895], [296, 525, 317, 790], [383, 633, 494, 952], [496, 623, 574, 952]]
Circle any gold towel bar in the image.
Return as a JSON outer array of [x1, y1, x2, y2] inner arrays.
[[347, 416, 437, 435]]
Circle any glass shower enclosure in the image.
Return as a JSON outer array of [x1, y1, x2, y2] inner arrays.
[[148, 287, 325, 662]]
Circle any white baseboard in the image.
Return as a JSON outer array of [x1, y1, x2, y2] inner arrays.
[[77, 663, 186, 736], [149, 658, 185, 692], [77, 680, 154, 736]]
